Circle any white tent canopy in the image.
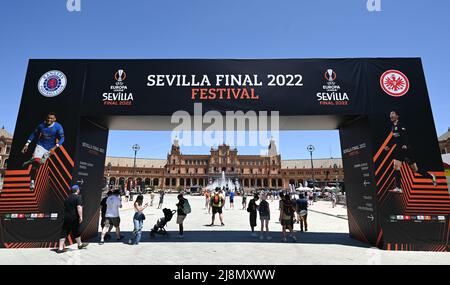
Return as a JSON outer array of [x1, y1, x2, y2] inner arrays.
[[296, 186, 312, 191]]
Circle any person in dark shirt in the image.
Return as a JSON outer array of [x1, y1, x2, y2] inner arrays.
[[384, 111, 437, 193], [296, 193, 309, 232], [158, 190, 165, 209], [57, 185, 88, 253], [176, 194, 190, 238], [247, 193, 259, 237]]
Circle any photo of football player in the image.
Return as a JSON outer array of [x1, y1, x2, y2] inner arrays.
[[21, 112, 65, 190], [384, 110, 437, 193]]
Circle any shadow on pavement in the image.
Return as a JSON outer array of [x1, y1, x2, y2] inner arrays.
[[90, 231, 371, 248]]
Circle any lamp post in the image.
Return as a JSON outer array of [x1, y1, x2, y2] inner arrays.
[[107, 162, 112, 189], [333, 163, 339, 193], [307, 145, 315, 191], [131, 144, 140, 199]]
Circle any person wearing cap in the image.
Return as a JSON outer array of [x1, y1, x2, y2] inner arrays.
[[57, 185, 88, 253]]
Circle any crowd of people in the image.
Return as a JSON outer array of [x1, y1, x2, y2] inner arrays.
[[56, 185, 340, 253]]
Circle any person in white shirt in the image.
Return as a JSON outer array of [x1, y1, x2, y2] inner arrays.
[[99, 190, 123, 244]]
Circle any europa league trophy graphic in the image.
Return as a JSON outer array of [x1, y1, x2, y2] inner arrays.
[[116, 69, 125, 82], [327, 69, 334, 82]]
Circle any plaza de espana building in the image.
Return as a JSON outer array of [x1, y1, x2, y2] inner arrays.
[[104, 138, 345, 191]]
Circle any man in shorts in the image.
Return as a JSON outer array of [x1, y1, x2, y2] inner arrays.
[[100, 189, 123, 244], [209, 188, 225, 226], [57, 185, 88, 253]]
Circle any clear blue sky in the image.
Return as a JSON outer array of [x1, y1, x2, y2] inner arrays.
[[1, 0, 449, 159]]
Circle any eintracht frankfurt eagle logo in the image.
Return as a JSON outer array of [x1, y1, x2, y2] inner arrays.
[[380, 70, 410, 97]]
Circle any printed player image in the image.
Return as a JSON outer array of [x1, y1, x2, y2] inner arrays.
[[384, 110, 437, 194], [21, 112, 65, 190]]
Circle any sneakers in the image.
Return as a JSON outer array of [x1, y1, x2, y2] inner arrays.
[[431, 174, 437, 186], [389, 187, 403, 193], [99, 241, 105, 245], [78, 243, 88, 250], [56, 248, 67, 254]]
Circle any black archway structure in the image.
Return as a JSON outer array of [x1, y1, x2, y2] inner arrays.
[[0, 59, 449, 251]]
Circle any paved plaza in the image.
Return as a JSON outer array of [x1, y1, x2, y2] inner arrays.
[[0, 194, 449, 265]]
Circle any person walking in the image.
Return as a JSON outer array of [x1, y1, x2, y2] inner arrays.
[[279, 193, 297, 242], [331, 191, 337, 208], [204, 190, 211, 210], [207, 190, 212, 214], [100, 190, 112, 240], [210, 188, 225, 226], [247, 193, 259, 237], [125, 189, 130, 202], [279, 192, 285, 210], [100, 189, 123, 244], [296, 193, 308, 232], [259, 192, 271, 240], [176, 193, 191, 238], [157, 190, 165, 209], [57, 185, 88, 253], [242, 191, 248, 210], [229, 190, 235, 209], [129, 194, 148, 245], [150, 191, 155, 207]]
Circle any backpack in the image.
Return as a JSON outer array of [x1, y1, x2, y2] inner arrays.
[[182, 199, 191, 214], [283, 201, 294, 216], [213, 194, 220, 206]]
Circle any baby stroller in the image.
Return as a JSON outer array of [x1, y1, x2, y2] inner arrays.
[[150, 208, 176, 238]]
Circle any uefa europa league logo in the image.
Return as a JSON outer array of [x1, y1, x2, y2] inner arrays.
[[327, 69, 334, 82], [325, 69, 336, 82], [117, 70, 124, 81], [115, 69, 126, 82]]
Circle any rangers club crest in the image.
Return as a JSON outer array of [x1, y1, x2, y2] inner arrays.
[[380, 70, 410, 97], [38, 70, 67, 97]]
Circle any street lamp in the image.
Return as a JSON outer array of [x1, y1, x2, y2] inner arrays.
[[107, 162, 112, 189], [132, 144, 140, 197], [333, 163, 339, 192], [307, 145, 315, 191]]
